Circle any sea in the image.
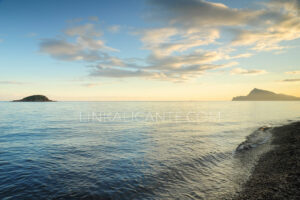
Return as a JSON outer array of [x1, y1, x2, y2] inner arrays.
[[1, 101, 300, 200]]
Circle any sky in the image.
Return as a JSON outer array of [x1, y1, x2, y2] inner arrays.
[[0, 0, 300, 101]]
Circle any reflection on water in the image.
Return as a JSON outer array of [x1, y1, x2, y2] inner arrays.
[[0, 101, 300, 199]]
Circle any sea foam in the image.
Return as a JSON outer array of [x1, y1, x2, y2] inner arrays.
[[236, 126, 272, 152]]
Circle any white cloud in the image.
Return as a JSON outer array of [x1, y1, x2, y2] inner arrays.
[[90, 50, 239, 82], [233, 0, 300, 51], [147, 50, 227, 69], [40, 39, 106, 61], [226, 53, 253, 59], [266, 0, 299, 14], [231, 68, 267, 75], [91, 66, 152, 78], [41, 20, 240, 82], [90, 62, 234, 82], [40, 23, 118, 61], [139, 27, 219, 57], [148, 0, 300, 52], [64, 24, 102, 37], [286, 70, 300, 75], [40, 22, 244, 82], [233, 26, 300, 52], [108, 25, 121, 33], [42, 0, 300, 82]]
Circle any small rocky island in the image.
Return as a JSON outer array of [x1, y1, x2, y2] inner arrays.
[[233, 88, 300, 101], [13, 95, 53, 102]]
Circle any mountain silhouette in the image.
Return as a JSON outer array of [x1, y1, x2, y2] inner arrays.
[[232, 88, 300, 101], [13, 95, 53, 102]]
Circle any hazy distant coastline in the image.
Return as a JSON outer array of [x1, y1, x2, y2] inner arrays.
[[233, 88, 300, 101]]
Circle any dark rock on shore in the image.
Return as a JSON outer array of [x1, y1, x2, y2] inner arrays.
[[13, 95, 53, 102], [235, 122, 300, 199]]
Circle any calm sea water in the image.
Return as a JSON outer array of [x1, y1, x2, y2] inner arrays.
[[1, 101, 300, 200]]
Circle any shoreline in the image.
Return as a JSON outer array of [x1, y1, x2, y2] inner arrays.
[[235, 122, 300, 199]]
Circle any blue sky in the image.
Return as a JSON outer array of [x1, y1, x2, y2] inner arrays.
[[0, 0, 300, 101]]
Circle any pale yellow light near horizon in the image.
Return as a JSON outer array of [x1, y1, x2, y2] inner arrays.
[[1, 79, 299, 101]]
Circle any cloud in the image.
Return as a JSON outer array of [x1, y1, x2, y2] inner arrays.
[[0, 39, 3, 43], [286, 70, 300, 75], [148, 0, 300, 52], [41, 19, 241, 82], [43, 1, 298, 82], [281, 78, 300, 82], [226, 53, 253, 59], [108, 25, 121, 33], [90, 62, 233, 82], [266, 0, 300, 14], [90, 50, 238, 82], [147, 0, 259, 27], [232, 27, 299, 52], [90, 66, 152, 78], [40, 39, 107, 61], [64, 24, 102, 37], [66, 18, 83, 24], [40, 23, 118, 62], [89, 16, 99, 22], [233, 0, 300, 51], [0, 81, 26, 85], [40, 23, 243, 82], [27, 32, 37, 37], [147, 50, 230, 69], [139, 27, 220, 57], [230, 68, 267, 75], [82, 83, 101, 87]]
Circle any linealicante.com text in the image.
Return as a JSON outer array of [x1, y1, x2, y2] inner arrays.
[[79, 111, 221, 122]]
